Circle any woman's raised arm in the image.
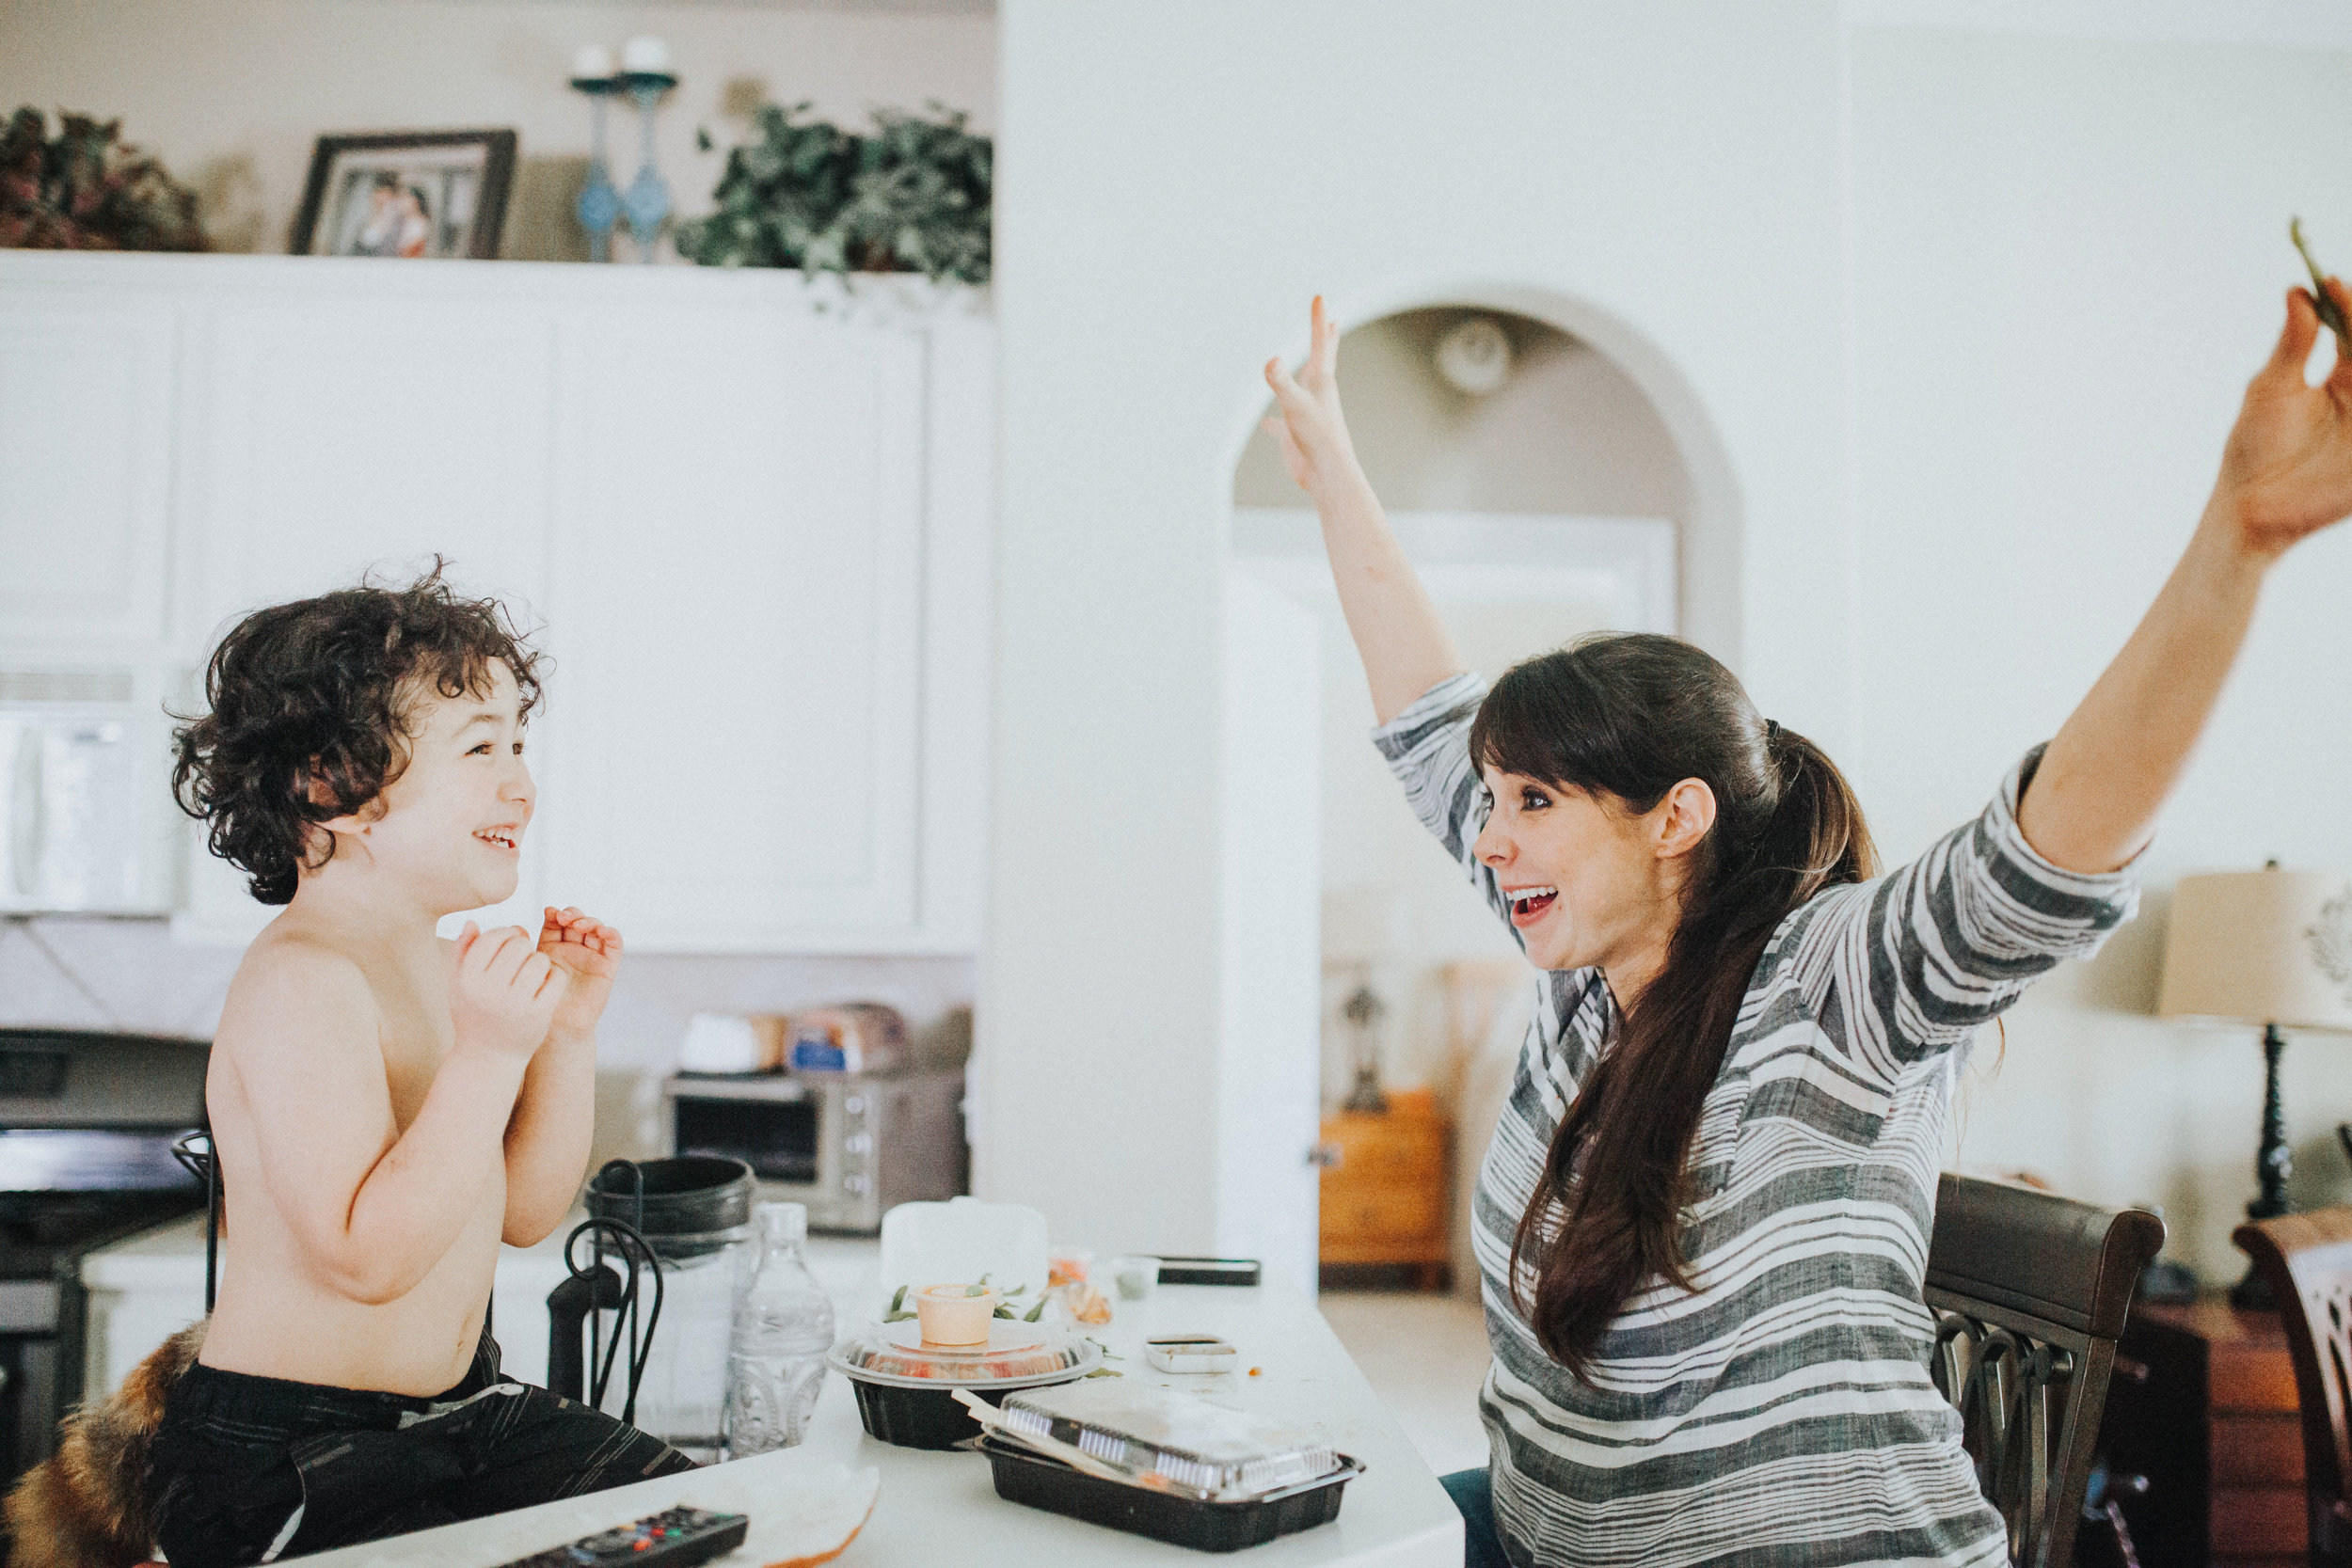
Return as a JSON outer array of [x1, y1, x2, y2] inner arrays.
[[1264, 296, 1467, 723], [2021, 279, 2352, 872]]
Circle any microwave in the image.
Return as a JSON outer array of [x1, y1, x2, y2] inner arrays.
[[0, 666, 183, 915], [660, 1069, 966, 1234]]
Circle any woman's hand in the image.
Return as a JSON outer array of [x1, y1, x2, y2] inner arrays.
[[2020, 278, 2352, 874], [2207, 279, 2352, 560], [1263, 295, 1361, 500]]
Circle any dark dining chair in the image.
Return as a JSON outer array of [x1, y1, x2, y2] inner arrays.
[[2233, 1209, 2352, 1567], [1925, 1173, 2167, 1568]]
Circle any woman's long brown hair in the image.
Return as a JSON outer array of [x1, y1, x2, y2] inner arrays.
[[1470, 634, 1877, 1378]]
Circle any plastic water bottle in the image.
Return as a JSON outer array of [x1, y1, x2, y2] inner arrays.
[[723, 1201, 835, 1457]]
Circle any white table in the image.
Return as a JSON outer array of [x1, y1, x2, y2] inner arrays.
[[85, 1225, 1464, 1565]]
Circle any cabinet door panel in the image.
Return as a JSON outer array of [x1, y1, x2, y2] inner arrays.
[[177, 302, 556, 942], [0, 299, 175, 643], [551, 311, 924, 946], [193, 303, 553, 630]]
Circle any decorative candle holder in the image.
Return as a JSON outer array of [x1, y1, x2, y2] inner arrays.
[[567, 68, 623, 262], [614, 38, 677, 264], [617, 74, 676, 263]]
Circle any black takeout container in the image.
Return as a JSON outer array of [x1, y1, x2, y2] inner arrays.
[[847, 1377, 1035, 1449], [833, 1317, 1100, 1449], [976, 1434, 1365, 1551]]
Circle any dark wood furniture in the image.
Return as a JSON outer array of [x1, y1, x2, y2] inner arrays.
[[1924, 1173, 2166, 1568], [2236, 1209, 2352, 1566], [1318, 1086, 1451, 1290], [2103, 1298, 2304, 1568]]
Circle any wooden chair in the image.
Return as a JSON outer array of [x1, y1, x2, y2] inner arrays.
[[2234, 1209, 2352, 1567], [1926, 1173, 2166, 1568]]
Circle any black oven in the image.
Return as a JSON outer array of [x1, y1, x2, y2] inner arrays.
[[0, 1029, 209, 1484]]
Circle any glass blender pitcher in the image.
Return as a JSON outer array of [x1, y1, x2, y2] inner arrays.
[[548, 1157, 760, 1463]]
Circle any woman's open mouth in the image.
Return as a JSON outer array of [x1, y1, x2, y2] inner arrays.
[[472, 830, 520, 853], [1505, 885, 1557, 927]]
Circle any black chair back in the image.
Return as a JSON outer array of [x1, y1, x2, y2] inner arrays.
[[1926, 1173, 2166, 1568]]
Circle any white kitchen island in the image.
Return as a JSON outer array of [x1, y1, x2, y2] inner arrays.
[[82, 1223, 1465, 1566]]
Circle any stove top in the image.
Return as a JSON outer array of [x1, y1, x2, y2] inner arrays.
[[0, 1188, 204, 1280]]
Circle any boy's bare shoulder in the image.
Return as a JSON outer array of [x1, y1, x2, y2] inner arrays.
[[215, 927, 380, 1057]]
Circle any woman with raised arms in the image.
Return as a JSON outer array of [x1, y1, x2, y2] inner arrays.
[[1261, 284, 2352, 1568]]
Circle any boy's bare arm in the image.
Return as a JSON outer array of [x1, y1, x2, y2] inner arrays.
[[230, 928, 561, 1304], [501, 1031, 594, 1245], [501, 907, 622, 1246]]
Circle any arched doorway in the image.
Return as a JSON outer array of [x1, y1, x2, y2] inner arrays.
[[1213, 288, 1740, 1312]]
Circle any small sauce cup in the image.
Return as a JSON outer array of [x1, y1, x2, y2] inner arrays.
[[914, 1282, 1002, 1345]]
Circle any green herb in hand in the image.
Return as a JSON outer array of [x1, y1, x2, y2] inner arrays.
[[2291, 218, 2352, 359]]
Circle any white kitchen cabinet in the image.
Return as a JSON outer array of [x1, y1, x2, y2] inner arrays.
[[0, 254, 991, 954], [178, 297, 560, 942], [547, 309, 925, 943], [0, 292, 177, 645]]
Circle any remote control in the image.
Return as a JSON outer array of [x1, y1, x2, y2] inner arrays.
[[496, 1506, 750, 1568]]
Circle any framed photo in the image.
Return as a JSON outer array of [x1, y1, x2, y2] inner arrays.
[[292, 130, 517, 260]]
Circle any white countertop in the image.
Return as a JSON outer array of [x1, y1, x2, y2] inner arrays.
[[82, 1222, 1463, 1565]]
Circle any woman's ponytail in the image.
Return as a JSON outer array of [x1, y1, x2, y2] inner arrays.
[[1482, 636, 1877, 1377]]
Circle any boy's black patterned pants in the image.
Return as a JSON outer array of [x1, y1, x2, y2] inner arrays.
[[148, 1330, 696, 1565]]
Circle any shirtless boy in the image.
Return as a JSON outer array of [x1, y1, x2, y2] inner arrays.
[[150, 570, 694, 1563]]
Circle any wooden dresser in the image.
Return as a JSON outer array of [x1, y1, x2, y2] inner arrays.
[[1318, 1089, 1452, 1290], [2102, 1298, 2303, 1568]]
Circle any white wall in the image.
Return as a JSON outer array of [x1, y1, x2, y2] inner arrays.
[[984, 0, 1850, 1256], [1847, 22, 2352, 1277], [984, 1, 2352, 1283], [0, 0, 995, 259]]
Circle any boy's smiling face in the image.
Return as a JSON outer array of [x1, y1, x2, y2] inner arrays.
[[330, 660, 535, 915]]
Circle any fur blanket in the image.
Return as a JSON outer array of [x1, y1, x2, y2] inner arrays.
[[4, 1320, 204, 1568]]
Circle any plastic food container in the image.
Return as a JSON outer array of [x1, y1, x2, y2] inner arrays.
[[977, 1435, 1365, 1552], [998, 1380, 1340, 1498], [828, 1318, 1102, 1449], [1144, 1335, 1237, 1375]]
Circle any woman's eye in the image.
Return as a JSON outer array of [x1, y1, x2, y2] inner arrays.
[[469, 742, 493, 756], [1520, 789, 1549, 811]]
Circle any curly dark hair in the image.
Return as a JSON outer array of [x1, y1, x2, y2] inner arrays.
[[171, 563, 545, 906]]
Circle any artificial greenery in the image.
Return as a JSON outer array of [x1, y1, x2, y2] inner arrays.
[[0, 107, 205, 252], [675, 103, 990, 284]]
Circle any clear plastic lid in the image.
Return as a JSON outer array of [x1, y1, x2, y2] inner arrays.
[[828, 1317, 1102, 1389], [1000, 1380, 1339, 1499]]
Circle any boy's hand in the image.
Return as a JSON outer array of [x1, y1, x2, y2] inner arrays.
[[537, 906, 623, 1047], [449, 922, 568, 1061]]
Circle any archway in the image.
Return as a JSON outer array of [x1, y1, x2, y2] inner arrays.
[[1212, 285, 1742, 1323]]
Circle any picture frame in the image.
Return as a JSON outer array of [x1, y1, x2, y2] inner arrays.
[[291, 130, 518, 261]]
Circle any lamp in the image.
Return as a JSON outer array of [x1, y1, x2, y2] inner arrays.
[[2157, 863, 2352, 1307]]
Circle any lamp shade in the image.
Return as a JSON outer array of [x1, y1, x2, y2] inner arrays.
[[2156, 867, 2352, 1032]]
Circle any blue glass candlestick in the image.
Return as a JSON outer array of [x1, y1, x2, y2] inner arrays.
[[569, 74, 622, 262], [617, 71, 677, 263]]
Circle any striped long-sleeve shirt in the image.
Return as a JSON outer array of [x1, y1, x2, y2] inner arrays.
[[1374, 673, 2139, 1568]]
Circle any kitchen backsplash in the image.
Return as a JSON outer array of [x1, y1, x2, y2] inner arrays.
[[0, 915, 976, 1076]]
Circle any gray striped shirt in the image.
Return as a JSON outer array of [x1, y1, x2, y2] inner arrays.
[[1375, 673, 2138, 1568]]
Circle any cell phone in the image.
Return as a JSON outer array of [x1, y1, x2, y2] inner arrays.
[[2290, 217, 2352, 356]]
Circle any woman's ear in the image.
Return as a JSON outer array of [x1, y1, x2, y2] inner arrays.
[[1652, 779, 1717, 861]]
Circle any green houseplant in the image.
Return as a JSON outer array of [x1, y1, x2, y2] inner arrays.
[[0, 107, 205, 252], [675, 103, 990, 284]]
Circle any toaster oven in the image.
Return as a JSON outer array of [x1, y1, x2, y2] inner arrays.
[[660, 1069, 966, 1234]]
